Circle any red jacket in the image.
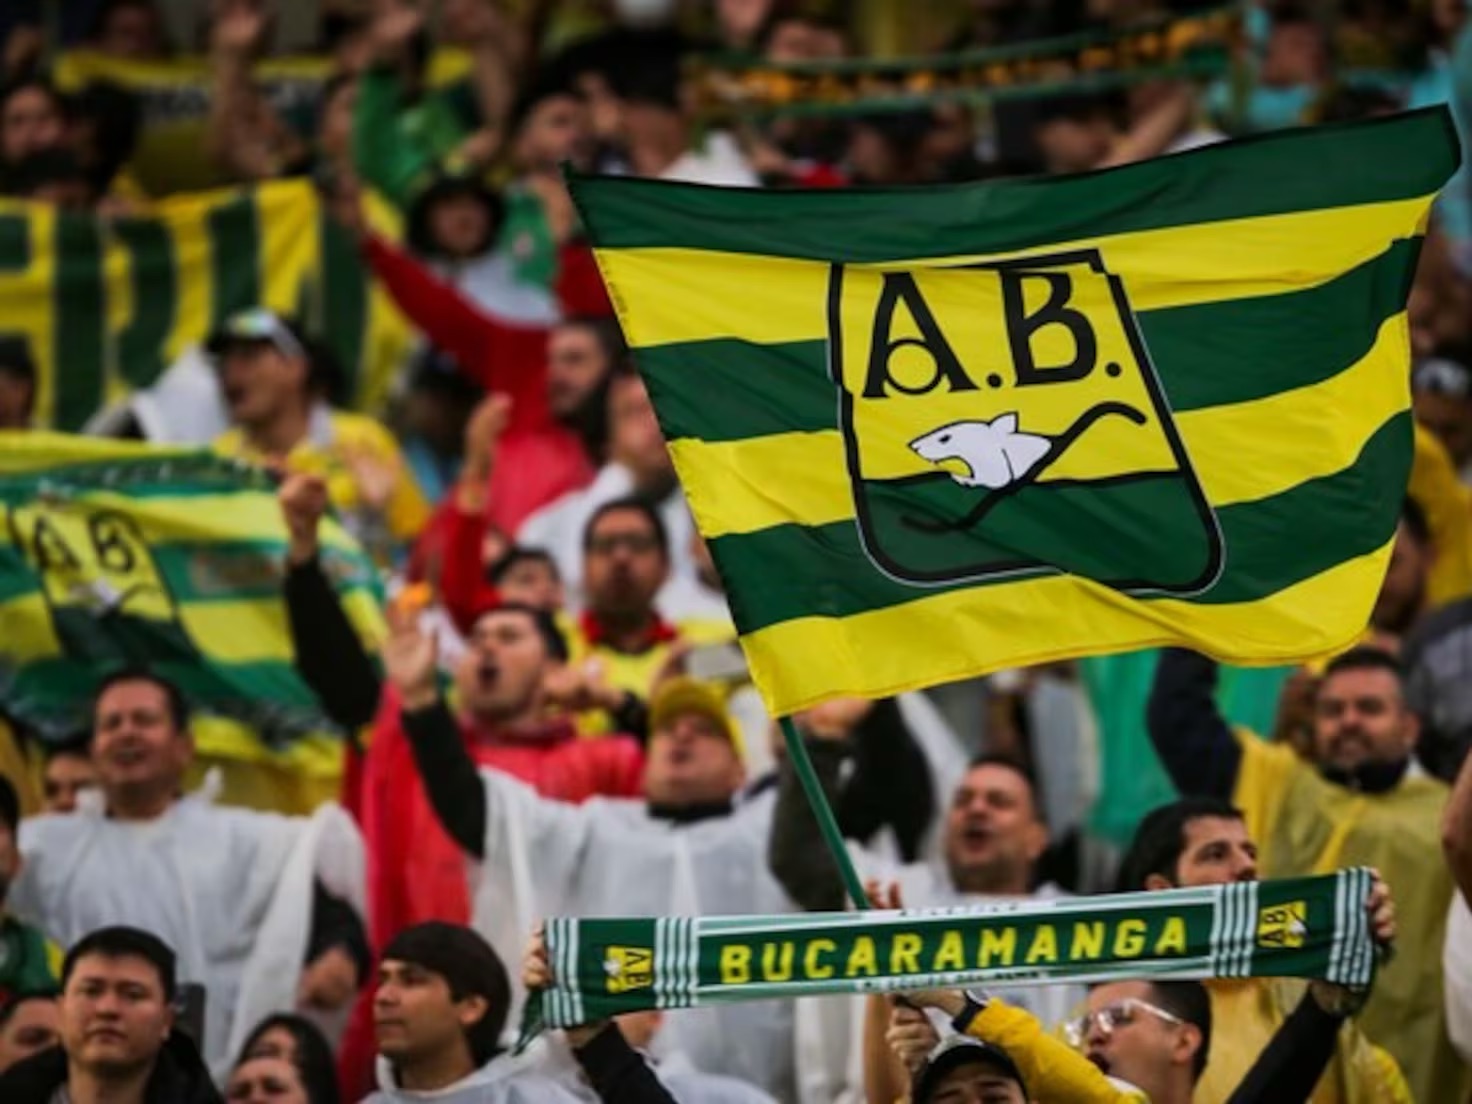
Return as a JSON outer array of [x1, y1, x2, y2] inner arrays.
[[362, 236, 609, 536], [359, 684, 644, 943], [439, 502, 499, 635]]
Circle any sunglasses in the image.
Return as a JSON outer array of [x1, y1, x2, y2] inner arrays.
[[1063, 997, 1186, 1048]]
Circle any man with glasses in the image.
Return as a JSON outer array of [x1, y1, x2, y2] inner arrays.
[[1148, 646, 1462, 1102], [563, 497, 729, 734], [884, 869, 1395, 1103], [892, 971, 1381, 1104], [1116, 798, 1408, 1103]]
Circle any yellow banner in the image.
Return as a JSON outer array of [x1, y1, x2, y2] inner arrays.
[[53, 48, 473, 195], [0, 179, 413, 430]]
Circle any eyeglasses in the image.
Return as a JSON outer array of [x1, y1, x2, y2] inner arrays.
[[1063, 998, 1186, 1048], [587, 533, 660, 556]]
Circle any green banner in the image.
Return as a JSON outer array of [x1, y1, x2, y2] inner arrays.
[[524, 870, 1378, 1036], [688, 7, 1238, 120], [0, 433, 385, 796], [53, 49, 474, 196]]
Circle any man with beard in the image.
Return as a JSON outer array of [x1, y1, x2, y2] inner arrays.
[[1149, 646, 1467, 1102], [1117, 798, 1409, 1103], [562, 498, 728, 733], [772, 746, 1079, 1102], [387, 626, 802, 1099], [519, 366, 701, 613]]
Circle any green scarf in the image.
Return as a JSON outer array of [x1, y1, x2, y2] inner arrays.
[[522, 870, 1377, 1041]]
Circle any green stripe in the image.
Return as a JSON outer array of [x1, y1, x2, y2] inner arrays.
[[0, 214, 29, 272], [0, 453, 271, 500], [53, 212, 105, 432], [640, 339, 833, 440], [10, 652, 341, 744], [1141, 236, 1421, 412], [710, 412, 1410, 634], [571, 109, 1454, 261], [153, 541, 378, 602], [642, 238, 1419, 444], [114, 218, 177, 389], [319, 216, 366, 406], [208, 194, 261, 324], [0, 543, 34, 603]]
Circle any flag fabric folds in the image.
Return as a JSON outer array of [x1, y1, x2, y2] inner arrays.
[[0, 433, 385, 810], [570, 109, 1458, 715]]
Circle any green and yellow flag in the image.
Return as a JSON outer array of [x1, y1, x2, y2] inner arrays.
[[570, 109, 1456, 714], [0, 179, 413, 431], [0, 434, 385, 811]]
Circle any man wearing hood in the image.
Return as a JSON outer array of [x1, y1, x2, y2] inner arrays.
[[0, 926, 220, 1104]]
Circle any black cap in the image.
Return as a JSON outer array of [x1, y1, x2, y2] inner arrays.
[[912, 1036, 1029, 1102]]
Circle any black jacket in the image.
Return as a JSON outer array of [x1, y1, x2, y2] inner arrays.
[[0, 1032, 222, 1104]]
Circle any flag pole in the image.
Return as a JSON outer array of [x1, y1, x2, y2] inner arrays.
[[779, 716, 871, 910]]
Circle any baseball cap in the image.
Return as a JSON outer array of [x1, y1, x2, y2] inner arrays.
[[912, 1036, 1028, 1102], [650, 676, 744, 758], [205, 307, 308, 363], [1412, 356, 1472, 399]]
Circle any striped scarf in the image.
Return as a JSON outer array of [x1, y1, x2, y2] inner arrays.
[[523, 869, 1378, 1040]]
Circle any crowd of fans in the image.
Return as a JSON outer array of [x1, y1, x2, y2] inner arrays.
[[2, 0, 1472, 1101]]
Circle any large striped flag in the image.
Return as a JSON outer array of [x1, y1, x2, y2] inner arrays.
[[0, 433, 385, 811], [570, 109, 1457, 715], [0, 180, 412, 431]]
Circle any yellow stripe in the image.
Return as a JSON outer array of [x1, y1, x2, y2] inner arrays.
[[0, 206, 57, 426], [191, 718, 344, 778], [162, 191, 217, 364], [670, 433, 851, 537], [179, 599, 292, 663], [741, 540, 1393, 714], [257, 181, 318, 318], [181, 591, 384, 664], [597, 196, 1432, 349], [80, 489, 365, 556], [1176, 314, 1410, 506], [0, 592, 62, 661], [679, 313, 1408, 537]]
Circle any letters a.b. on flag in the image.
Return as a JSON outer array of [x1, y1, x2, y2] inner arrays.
[[829, 249, 1223, 594]]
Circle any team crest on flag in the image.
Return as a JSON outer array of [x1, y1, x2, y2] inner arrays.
[[1256, 900, 1309, 948], [602, 946, 654, 994], [829, 250, 1223, 593]]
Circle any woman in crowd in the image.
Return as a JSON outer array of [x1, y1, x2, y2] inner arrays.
[[229, 1014, 340, 1104]]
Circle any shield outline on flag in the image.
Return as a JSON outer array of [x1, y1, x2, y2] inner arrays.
[[827, 248, 1225, 596]]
